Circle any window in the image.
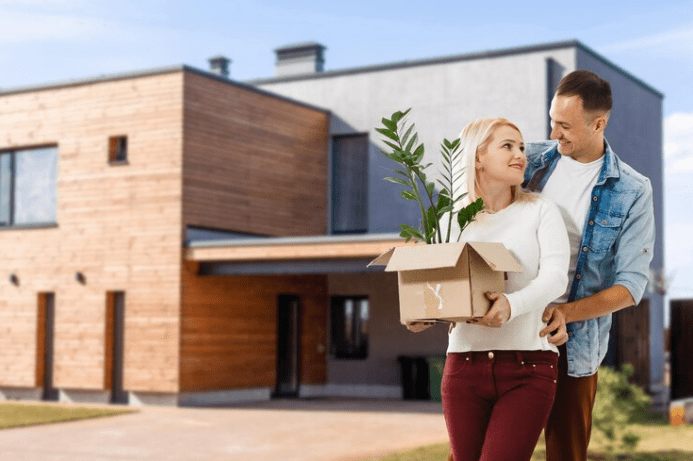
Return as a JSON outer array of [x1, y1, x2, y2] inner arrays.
[[330, 296, 369, 359], [108, 136, 128, 163], [331, 134, 368, 233], [0, 146, 58, 227], [546, 58, 565, 138]]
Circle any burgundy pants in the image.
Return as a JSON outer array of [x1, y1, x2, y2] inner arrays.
[[442, 350, 558, 461]]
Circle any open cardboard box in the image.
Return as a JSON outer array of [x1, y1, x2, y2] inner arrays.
[[368, 242, 522, 323]]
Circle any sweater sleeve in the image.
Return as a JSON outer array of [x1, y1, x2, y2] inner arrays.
[[505, 199, 570, 320]]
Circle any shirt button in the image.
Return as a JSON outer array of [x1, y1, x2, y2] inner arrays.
[[602, 219, 607, 225], [593, 196, 598, 202], [576, 274, 582, 280], [582, 246, 588, 252], [488, 352, 494, 360], [589, 221, 594, 226], [568, 332, 573, 337]]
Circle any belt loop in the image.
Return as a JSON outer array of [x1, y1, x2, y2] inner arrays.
[[516, 351, 524, 365]]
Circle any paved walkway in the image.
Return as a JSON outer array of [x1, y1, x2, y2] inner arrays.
[[0, 399, 449, 461]]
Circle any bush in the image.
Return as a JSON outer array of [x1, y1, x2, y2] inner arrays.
[[593, 364, 652, 457]]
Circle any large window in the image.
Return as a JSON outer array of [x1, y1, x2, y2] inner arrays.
[[330, 296, 369, 359], [0, 146, 58, 227], [331, 134, 368, 233]]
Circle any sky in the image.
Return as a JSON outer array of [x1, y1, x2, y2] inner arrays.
[[1, 0, 692, 304]]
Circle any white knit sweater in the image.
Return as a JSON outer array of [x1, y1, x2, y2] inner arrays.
[[447, 196, 570, 354]]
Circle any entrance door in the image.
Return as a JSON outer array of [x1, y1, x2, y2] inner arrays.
[[106, 292, 128, 404], [38, 293, 58, 401], [275, 295, 300, 397]]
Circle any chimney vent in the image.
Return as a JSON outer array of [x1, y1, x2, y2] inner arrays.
[[274, 42, 326, 77], [208, 55, 231, 78]]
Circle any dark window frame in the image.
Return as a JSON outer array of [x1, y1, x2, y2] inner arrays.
[[330, 296, 369, 360], [331, 133, 369, 234], [108, 135, 128, 164], [0, 145, 58, 228]]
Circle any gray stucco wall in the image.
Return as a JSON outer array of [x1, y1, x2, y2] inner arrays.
[[327, 272, 449, 389], [577, 49, 665, 388], [255, 46, 576, 235]]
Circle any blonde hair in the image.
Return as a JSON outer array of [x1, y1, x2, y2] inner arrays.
[[457, 117, 536, 210]]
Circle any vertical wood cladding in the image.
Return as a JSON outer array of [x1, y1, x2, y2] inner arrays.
[[179, 262, 328, 392], [0, 72, 185, 392], [182, 73, 329, 237]]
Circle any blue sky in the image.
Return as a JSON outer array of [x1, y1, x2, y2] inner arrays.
[[1, 0, 692, 302]]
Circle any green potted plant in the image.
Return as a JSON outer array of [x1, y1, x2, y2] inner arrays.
[[375, 108, 483, 243]]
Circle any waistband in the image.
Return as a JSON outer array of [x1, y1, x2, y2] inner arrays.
[[449, 350, 558, 363]]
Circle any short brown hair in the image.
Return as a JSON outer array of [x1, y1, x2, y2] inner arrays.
[[556, 70, 612, 113]]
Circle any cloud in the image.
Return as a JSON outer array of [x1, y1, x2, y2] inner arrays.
[[664, 112, 693, 175], [0, 7, 176, 46], [602, 23, 693, 55]]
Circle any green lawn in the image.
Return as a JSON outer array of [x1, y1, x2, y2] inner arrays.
[[0, 402, 135, 430], [365, 412, 693, 461]]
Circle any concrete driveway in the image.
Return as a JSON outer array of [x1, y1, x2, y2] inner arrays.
[[0, 399, 449, 461]]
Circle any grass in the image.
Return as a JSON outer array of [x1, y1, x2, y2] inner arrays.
[[0, 402, 135, 430], [365, 411, 693, 461]]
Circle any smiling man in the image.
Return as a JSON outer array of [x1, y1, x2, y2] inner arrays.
[[524, 70, 655, 461]]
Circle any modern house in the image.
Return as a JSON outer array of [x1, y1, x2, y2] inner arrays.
[[0, 39, 665, 406]]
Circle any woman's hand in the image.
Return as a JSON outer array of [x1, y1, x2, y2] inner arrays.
[[405, 321, 435, 333], [469, 292, 511, 327]]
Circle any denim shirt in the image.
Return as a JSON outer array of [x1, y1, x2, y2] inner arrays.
[[524, 140, 655, 377]]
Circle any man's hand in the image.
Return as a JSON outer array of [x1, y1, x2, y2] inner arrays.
[[540, 305, 568, 346], [405, 321, 435, 333]]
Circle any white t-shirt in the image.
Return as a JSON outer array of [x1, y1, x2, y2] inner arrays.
[[541, 155, 604, 303], [447, 196, 570, 354]]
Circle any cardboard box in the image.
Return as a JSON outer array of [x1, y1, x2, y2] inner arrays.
[[369, 242, 522, 323]]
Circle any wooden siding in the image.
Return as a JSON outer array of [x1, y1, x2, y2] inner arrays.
[[0, 72, 185, 392], [182, 73, 329, 237], [179, 261, 328, 392], [670, 299, 693, 400], [613, 300, 650, 389]]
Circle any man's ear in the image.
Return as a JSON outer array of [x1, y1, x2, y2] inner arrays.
[[593, 112, 609, 133]]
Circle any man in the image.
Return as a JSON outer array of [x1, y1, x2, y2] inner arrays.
[[526, 70, 655, 460]]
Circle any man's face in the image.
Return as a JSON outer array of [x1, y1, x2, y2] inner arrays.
[[549, 94, 601, 162]]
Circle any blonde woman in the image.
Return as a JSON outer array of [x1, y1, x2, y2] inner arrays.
[[410, 118, 569, 461]]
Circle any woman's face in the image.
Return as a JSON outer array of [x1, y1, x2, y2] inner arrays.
[[476, 125, 526, 187]]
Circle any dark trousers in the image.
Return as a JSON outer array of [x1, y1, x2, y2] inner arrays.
[[442, 350, 558, 461], [544, 344, 599, 461]]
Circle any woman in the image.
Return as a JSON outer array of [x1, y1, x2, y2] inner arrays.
[[410, 118, 569, 461]]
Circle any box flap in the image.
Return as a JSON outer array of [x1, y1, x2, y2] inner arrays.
[[384, 243, 466, 271], [467, 241, 523, 272], [367, 247, 396, 268]]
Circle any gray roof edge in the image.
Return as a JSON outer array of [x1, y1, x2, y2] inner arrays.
[[574, 42, 664, 99], [248, 39, 584, 85], [248, 39, 664, 99], [0, 64, 332, 113], [0, 65, 186, 96], [187, 232, 404, 249]]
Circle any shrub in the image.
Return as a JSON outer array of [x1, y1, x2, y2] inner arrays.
[[593, 364, 652, 458]]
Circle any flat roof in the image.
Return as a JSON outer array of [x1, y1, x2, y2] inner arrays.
[[0, 65, 330, 114], [249, 39, 663, 99]]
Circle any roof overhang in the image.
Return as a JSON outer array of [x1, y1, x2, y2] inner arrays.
[[185, 233, 416, 275]]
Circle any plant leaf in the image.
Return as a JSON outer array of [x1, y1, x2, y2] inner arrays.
[[381, 117, 397, 132], [384, 177, 410, 187], [375, 127, 399, 142], [400, 190, 418, 201]]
